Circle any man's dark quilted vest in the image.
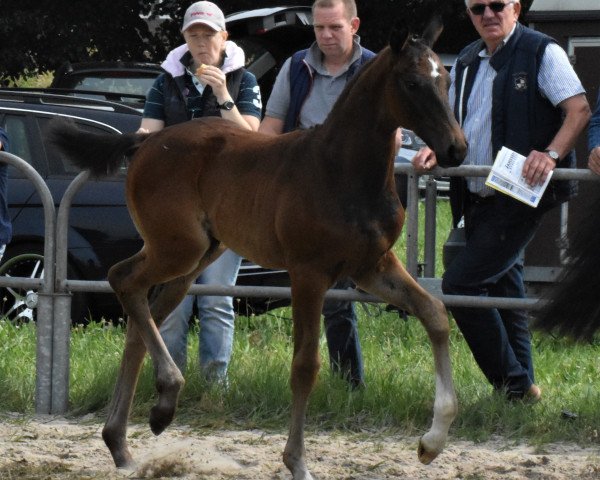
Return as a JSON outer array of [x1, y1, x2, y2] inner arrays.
[[449, 24, 576, 224], [283, 47, 375, 133]]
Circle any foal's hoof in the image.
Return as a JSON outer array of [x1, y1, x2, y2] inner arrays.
[[417, 437, 441, 465], [283, 451, 314, 480], [149, 404, 175, 436], [116, 459, 137, 472], [103, 428, 136, 469], [149, 374, 184, 435]]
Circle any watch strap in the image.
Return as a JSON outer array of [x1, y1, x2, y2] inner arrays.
[[544, 149, 560, 162], [217, 100, 235, 110]]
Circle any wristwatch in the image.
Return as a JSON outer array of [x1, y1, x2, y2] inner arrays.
[[544, 149, 560, 162], [217, 100, 235, 111]]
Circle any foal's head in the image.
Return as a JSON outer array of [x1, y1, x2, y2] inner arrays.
[[385, 15, 467, 168]]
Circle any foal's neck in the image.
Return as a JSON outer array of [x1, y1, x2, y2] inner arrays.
[[318, 50, 397, 178]]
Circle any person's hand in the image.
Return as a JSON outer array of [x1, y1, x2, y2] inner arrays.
[[136, 127, 150, 134], [522, 150, 556, 186], [394, 128, 403, 152], [411, 146, 438, 174], [197, 65, 229, 102], [588, 146, 600, 175]]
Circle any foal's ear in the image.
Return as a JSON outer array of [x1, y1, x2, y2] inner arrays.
[[389, 20, 410, 54], [421, 14, 444, 48], [390, 3, 444, 54]]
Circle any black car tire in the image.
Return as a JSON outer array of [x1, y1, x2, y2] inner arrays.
[[0, 243, 89, 325]]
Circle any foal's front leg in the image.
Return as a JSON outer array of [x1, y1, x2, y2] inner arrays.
[[283, 272, 328, 480], [355, 251, 457, 464]]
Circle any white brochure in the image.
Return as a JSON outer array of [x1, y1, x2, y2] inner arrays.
[[485, 146, 552, 208]]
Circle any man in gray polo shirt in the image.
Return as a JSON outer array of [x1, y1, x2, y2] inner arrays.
[[259, 0, 374, 388]]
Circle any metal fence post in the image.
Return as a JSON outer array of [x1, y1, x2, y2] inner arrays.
[[51, 292, 72, 413], [0, 151, 57, 414], [52, 170, 91, 414], [423, 178, 438, 277], [405, 173, 420, 277]]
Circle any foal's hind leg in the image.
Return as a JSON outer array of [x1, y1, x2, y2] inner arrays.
[[103, 243, 219, 468], [354, 251, 457, 464], [283, 270, 328, 480], [102, 252, 178, 468]]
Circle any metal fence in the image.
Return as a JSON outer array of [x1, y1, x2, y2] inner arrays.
[[1, 150, 598, 415]]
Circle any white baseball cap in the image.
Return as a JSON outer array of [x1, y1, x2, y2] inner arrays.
[[181, 1, 225, 33]]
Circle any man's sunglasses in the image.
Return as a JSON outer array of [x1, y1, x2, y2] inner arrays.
[[469, 1, 514, 15]]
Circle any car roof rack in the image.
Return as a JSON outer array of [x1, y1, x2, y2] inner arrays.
[[0, 87, 143, 115]]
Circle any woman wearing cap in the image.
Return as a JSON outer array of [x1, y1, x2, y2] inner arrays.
[[140, 1, 262, 383]]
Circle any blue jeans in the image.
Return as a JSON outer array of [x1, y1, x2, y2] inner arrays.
[[588, 90, 600, 151], [442, 197, 542, 397], [323, 278, 364, 388], [159, 249, 242, 382]]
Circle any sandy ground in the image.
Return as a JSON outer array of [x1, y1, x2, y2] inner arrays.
[[0, 415, 599, 479]]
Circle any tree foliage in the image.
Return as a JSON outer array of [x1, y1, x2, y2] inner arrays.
[[0, 0, 533, 82]]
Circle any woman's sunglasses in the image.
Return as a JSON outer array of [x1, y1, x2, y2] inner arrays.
[[469, 1, 514, 16]]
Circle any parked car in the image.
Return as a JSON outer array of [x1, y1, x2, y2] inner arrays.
[[226, 6, 314, 102], [49, 61, 164, 110], [0, 89, 144, 323], [50, 61, 162, 95]]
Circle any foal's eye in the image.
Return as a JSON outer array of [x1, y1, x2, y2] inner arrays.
[[405, 81, 418, 90]]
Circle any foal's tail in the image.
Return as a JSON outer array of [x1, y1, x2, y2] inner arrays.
[[47, 117, 148, 177], [532, 189, 600, 340]]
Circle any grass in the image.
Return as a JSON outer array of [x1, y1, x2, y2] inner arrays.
[[1, 200, 600, 447], [2, 307, 600, 447]]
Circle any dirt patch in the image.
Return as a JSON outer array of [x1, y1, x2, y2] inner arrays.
[[0, 415, 599, 479]]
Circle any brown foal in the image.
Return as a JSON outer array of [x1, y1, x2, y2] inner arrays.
[[51, 14, 466, 480]]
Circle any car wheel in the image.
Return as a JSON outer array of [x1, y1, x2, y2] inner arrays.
[[0, 244, 89, 325], [0, 249, 43, 323]]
